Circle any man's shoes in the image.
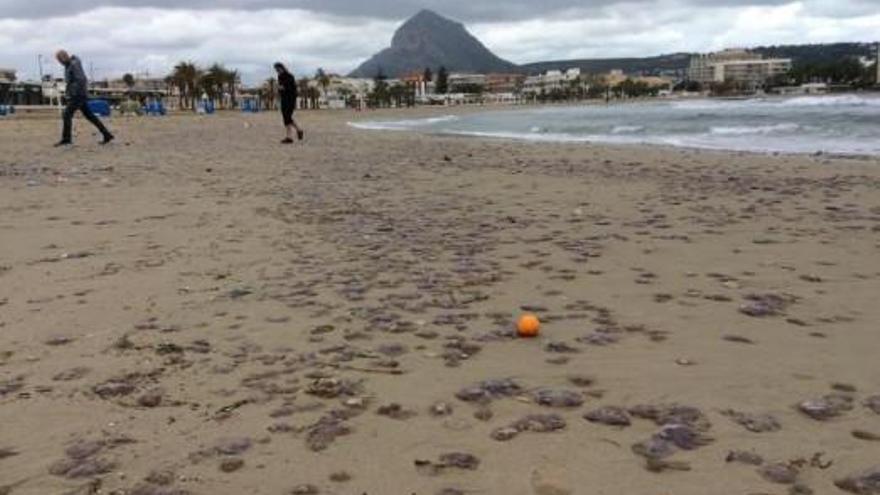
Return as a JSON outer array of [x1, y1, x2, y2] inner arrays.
[[54, 140, 72, 147], [297, 130, 304, 141], [281, 138, 294, 144], [100, 134, 115, 145]]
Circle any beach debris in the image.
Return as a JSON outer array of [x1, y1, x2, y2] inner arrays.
[[305, 414, 352, 452], [567, 375, 595, 388], [219, 457, 245, 473], [583, 407, 631, 427], [656, 424, 714, 450], [49, 440, 117, 479], [227, 288, 253, 300], [759, 462, 800, 485], [0, 447, 19, 460], [544, 341, 580, 354], [629, 403, 714, 469], [721, 410, 782, 433], [44, 335, 75, 346], [628, 404, 711, 431], [214, 400, 252, 419], [739, 293, 795, 317], [289, 484, 320, 495], [835, 466, 880, 494], [376, 343, 408, 357], [329, 471, 352, 483], [530, 466, 573, 495], [790, 485, 815, 495], [726, 450, 764, 466], [531, 389, 585, 408], [129, 484, 190, 495], [456, 378, 523, 403], [53, 367, 91, 382], [306, 378, 361, 399], [376, 403, 417, 420], [0, 376, 25, 397], [798, 394, 854, 420], [143, 469, 176, 486], [864, 396, 880, 415], [723, 335, 756, 345], [577, 332, 620, 346], [415, 452, 480, 475], [631, 436, 677, 461], [429, 402, 454, 417], [442, 338, 482, 367], [212, 437, 252, 456], [853, 430, 880, 442], [474, 407, 494, 421], [833, 383, 858, 393], [137, 389, 165, 408], [491, 414, 566, 441], [645, 459, 692, 473], [92, 372, 158, 399]]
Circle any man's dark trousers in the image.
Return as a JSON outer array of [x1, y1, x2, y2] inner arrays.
[[62, 96, 112, 143]]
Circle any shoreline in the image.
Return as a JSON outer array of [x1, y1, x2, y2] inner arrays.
[[346, 96, 880, 160]]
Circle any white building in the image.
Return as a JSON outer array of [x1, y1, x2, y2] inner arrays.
[[688, 49, 791, 87], [522, 68, 585, 95], [448, 73, 487, 90], [0, 68, 15, 83], [320, 77, 374, 109]]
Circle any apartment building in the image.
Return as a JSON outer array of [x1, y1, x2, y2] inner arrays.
[[688, 49, 791, 86]]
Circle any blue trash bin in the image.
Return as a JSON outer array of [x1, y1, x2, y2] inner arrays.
[[87, 99, 111, 117], [0, 106, 6, 117], [145, 101, 165, 116]]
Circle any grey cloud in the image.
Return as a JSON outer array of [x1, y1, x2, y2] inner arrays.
[[0, 0, 800, 21]]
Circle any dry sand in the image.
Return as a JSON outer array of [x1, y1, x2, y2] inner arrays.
[[1, 108, 880, 495]]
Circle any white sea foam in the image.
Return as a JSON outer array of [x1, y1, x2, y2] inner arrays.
[[611, 125, 645, 134], [348, 115, 459, 130], [780, 95, 880, 107], [710, 123, 800, 135]]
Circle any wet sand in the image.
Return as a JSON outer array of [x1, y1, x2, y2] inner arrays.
[[1, 109, 880, 495]]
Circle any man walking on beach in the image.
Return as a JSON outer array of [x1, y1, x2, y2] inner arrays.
[[55, 50, 114, 147], [274, 62, 305, 144]]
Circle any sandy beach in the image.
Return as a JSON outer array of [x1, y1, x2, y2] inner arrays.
[[1, 108, 880, 495]]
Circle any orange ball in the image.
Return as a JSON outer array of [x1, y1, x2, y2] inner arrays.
[[517, 314, 541, 338]]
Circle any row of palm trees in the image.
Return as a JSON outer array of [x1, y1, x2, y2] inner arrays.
[[166, 63, 345, 111], [166, 62, 240, 111]]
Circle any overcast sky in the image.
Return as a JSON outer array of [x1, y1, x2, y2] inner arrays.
[[1, 0, 879, 83]]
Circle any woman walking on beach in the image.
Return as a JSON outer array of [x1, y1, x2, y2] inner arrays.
[[274, 63, 304, 144]]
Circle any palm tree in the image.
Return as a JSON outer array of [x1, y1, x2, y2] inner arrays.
[[171, 61, 201, 111], [122, 73, 135, 93], [206, 64, 229, 108], [263, 77, 277, 110], [315, 68, 331, 106], [298, 77, 312, 109], [227, 69, 240, 109]]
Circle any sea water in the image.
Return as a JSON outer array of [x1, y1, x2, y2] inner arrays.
[[350, 95, 880, 155]]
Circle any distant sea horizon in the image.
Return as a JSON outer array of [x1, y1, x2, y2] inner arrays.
[[350, 94, 880, 156]]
